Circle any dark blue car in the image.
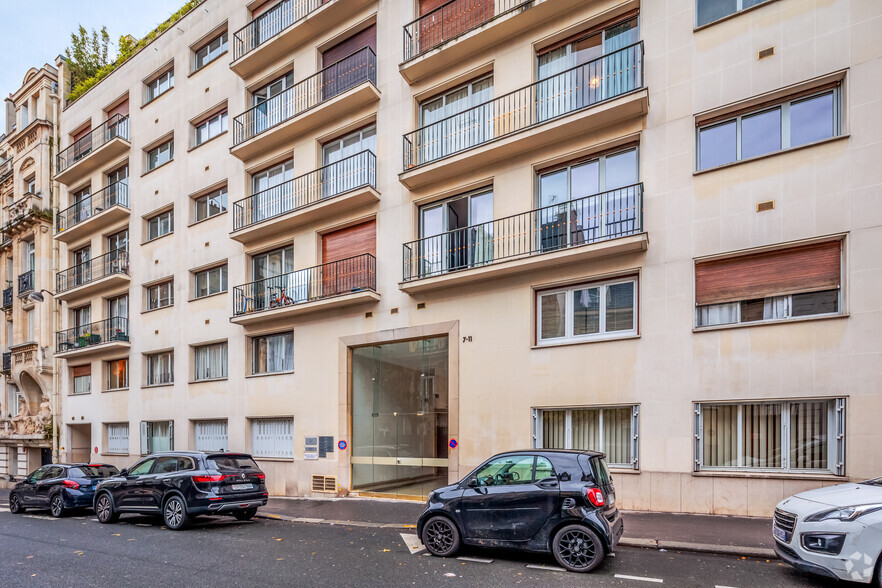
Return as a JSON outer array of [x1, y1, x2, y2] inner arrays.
[[9, 463, 119, 517]]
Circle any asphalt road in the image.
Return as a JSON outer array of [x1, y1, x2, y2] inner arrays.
[[0, 503, 839, 587]]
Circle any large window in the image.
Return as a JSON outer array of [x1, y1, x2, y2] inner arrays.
[[695, 399, 846, 475], [141, 420, 174, 454], [106, 423, 129, 455], [194, 342, 227, 381], [194, 265, 227, 299], [106, 359, 128, 390], [193, 186, 227, 223], [146, 351, 174, 386], [537, 278, 637, 345], [534, 406, 639, 469], [251, 418, 294, 459], [194, 32, 228, 70], [72, 365, 91, 395], [195, 420, 228, 452], [194, 111, 228, 146], [147, 209, 174, 240], [146, 139, 174, 171], [146, 69, 174, 103], [252, 332, 293, 374], [147, 280, 174, 310], [697, 88, 840, 170], [696, 0, 775, 27], [419, 188, 493, 275]]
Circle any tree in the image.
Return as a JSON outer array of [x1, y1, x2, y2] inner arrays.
[[64, 26, 111, 89]]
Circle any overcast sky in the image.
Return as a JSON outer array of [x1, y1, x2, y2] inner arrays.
[[2, 0, 185, 100]]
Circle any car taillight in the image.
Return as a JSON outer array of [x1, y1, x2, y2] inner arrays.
[[62, 479, 80, 489], [193, 475, 226, 483], [254, 473, 266, 481], [585, 487, 605, 507]]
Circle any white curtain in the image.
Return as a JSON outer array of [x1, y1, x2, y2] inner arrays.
[[698, 302, 738, 326], [196, 344, 227, 380]]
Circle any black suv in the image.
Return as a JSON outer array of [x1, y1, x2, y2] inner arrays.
[[416, 450, 623, 573], [93, 451, 268, 530], [9, 463, 119, 517]]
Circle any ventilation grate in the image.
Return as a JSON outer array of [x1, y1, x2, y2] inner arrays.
[[758, 47, 775, 60], [311, 475, 337, 493], [756, 200, 775, 212]]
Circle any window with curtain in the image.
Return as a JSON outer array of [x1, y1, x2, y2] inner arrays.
[[195, 265, 227, 298], [72, 365, 91, 394], [537, 278, 637, 344], [106, 423, 129, 454], [195, 420, 228, 452], [252, 332, 293, 374], [106, 359, 128, 390], [534, 406, 639, 469], [251, 418, 294, 458], [147, 209, 174, 240], [695, 399, 845, 474], [146, 351, 174, 386], [194, 342, 228, 381], [143, 421, 173, 454]]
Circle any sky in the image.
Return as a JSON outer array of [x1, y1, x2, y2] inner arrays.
[[1, 0, 185, 100]]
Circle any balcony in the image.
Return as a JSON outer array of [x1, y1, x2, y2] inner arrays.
[[55, 317, 129, 359], [231, 47, 378, 160], [400, 184, 647, 293], [1, 351, 10, 374], [231, 253, 378, 326], [56, 182, 130, 244], [229, 0, 375, 79], [55, 115, 130, 186], [17, 270, 34, 297], [401, 0, 589, 83], [2, 287, 12, 308], [400, 42, 646, 189], [56, 249, 130, 303], [232, 150, 379, 243]]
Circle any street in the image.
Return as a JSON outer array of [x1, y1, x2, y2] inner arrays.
[[0, 505, 837, 587]]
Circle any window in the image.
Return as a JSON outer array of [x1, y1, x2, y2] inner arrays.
[[697, 88, 840, 170], [249, 160, 294, 224], [107, 229, 129, 253], [418, 76, 493, 163], [140, 421, 174, 454], [194, 111, 227, 146], [194, 32, 228, 70], [26, 177, 36, 195], [695, 240, 843, 327], [146, 139, 174, 171], [147, 281, 174, 310], [695, 399, 846, 475], [537, 278, 637, 344], [534, 406, 639, 469], [194, 265, 227, 298], [72, 365, 91, 395], [251, 418, 293, 458], [252, 332, 293, 374], [106, 423, 129, 454], [146, 209, 174, 240], [106, 359, 128, 390], [193, 186, 227, 222], [25, 309, 34, 342], [419, 188, 493, 276], [146, 351, 174, 386], [146, 69, 174, 103], [696, 0, 775, 27], [195, 420, 228, 452], [472, 455, 536, 487], [194, 342, 227, 381], [73, 305, 91, 335]]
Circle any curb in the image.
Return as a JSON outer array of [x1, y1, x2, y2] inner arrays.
[[256, 511, 416, 529]]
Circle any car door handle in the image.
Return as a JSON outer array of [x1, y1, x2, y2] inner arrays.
[[537, 477, 559, 488], [135, 481, 145, 487]]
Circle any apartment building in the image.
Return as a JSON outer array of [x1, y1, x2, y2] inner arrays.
[[51, 0, 881, 515], [0, 65, 59, 479]]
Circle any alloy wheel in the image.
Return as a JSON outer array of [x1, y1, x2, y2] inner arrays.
[[424, 520, 454, 554], [557, 528, 597, 569], [96, 496, 111, 522], [165, 498, 184, 528], [50, 495, 64, 517], [9, 494, 21, 514]]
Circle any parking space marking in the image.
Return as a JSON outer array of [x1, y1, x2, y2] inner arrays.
[[457, 556, 493, 564], [614, 574, 664, 583], [400, 533, 425, 554], [715, 585, 740, 588], [525, 564, 566, 572], [22, 515, 56, 521]]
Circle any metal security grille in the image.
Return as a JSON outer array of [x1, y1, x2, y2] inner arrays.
[[252, 418, 294, 458], [311, 475, 337, 493], [195, 420, 228, 452], [106, 423, 129, 454]]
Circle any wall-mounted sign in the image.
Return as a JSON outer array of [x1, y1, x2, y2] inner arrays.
[[449, 439, 457, 450], [318, 436, 335, 458], [304, 452, 318, 460], [338, 440, 347, 451]]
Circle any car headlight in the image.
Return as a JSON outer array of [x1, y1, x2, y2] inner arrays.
[[426, 491, 436, 503], [804, 503, 882, 522]]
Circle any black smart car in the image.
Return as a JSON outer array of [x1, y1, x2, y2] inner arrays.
[[93, 451, 268, 530], [416, 449, 623, 572], [9, 463, 119, 517]]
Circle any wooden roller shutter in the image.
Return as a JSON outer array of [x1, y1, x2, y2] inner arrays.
[[695, 240, 841, 306], [322, 220, 376, 297], [322, 24, 377, 67], [106, 99, 129, 120], [418, 0, 495, 55], [72, 365, 91, 377]]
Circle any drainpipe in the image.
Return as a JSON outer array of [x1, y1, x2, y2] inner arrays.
[[49, 89, 60, 463]]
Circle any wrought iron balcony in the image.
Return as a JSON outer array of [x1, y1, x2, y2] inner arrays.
[[56, 249, 129, 294], [232, 47, 376, 146], [17, 270, 34, 296], [56, 181, 129, 233], [2, 286, 12, 308], [403, 42, 644, 170], [233, 150, 376, 232], [233, 253, 376, 317], [56, 114, 129, 175], [56, 317, 129, 353], [232, 0, 328, 61], [1, 352, 10, 374], [402, 183, 644, 281]]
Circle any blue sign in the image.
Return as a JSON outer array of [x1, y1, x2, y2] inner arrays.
[[449, 439, 458, 449], [338, 440, 347, 451]]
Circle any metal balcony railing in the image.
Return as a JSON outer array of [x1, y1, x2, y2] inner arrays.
[[2, 287, 11, 308], [403, 0, 533, 62], [233, 150, 376, 231], [56, 249, 129, 293], [232, 47, 376, 145], [1, 352, 10, 373], [56, 317, 129, 353], [232, 0, 329, 61], [56, 181, 129, 233], [56, 114, 130, 174], [403, 42, 644, 170], [17, 270, 34, 296], [402, 183, 643, 281], [233, 253, 376, 316]]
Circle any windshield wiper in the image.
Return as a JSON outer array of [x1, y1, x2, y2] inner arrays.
[[859, 477, 882, 486]]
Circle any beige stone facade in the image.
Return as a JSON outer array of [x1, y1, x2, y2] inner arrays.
[[51, 0, 881, 515]]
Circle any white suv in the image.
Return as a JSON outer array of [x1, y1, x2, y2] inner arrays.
[[774, 477, 882, 585]]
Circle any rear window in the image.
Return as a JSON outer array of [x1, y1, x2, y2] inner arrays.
[[206, 454, 260, 471], [591, 457, 612, 486], [70, 465, 119, 478]]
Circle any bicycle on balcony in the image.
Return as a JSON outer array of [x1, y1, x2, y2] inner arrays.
[[268, 285, 294, 309]]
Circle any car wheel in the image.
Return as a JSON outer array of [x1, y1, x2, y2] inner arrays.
[[420, 516, 461, 557], [50, 494, 66, 518], [9, 493, 24, 514], [875, 554, 882, 588], [163, 496, 189, 530], [233, 508, 257, 521], [552, 524, 604, 573], [95, 493, 118, 524]]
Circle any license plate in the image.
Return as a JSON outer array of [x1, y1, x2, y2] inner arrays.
[[231, 483, 253, 491], [773, 525, 787, 542]]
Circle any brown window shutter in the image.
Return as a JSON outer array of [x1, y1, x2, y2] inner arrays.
[[695, 240, 841, 306], [322, 220, 376, 263], [72, 125, 91, 142], [322, 24, 377, 67], [72, 365, 91, 377], [106, 99, 129, 120]]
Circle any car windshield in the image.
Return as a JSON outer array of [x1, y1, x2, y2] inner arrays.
[[207, 455, 260, 470], [69, 466, 118, 478]]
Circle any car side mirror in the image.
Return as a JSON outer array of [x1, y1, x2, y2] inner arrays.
[[119, 469, 128, 477], [466, 477, 478, 488]]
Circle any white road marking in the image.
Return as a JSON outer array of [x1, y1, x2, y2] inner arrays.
[[457, 556, 493, 564], [400, 532, 426, 554], [525, 564, 566, 572], [615, 574, 664, 583], [22, 515, 56, 521], [715, 586, 740, 588]]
